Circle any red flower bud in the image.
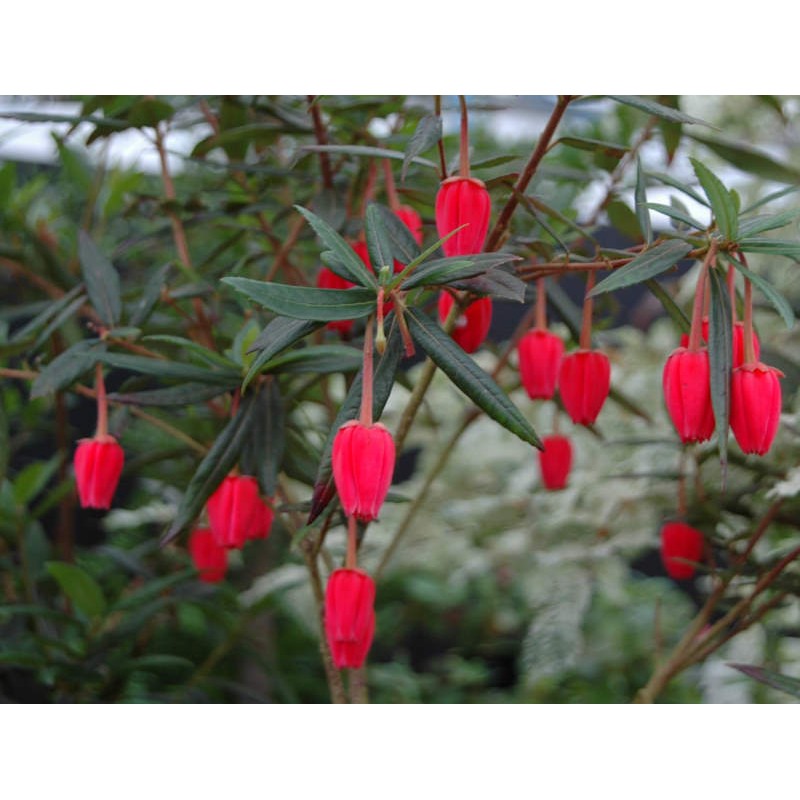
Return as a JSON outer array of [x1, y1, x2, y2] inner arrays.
[[435, 176, 491, 257], [395, 204, 423, 246], [679, 319, 759, 369], [73, 435, 124, 510], [248, 497, 275, 540], [324, 568, 376, 669], [730, 362, 783, 455], [660, 521, 703, 580], [189, 527, 228, 583], [316, 266, 355, 336], [558, 350, 611, 425], [332, 421, 395, 522], [538, 435, 572, 491], [207, 474, 261, 549], [662, 347, 715, 444], [517, 329, 564, 400], [437, 292, 492, 354]]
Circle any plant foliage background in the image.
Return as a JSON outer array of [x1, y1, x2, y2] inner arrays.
[[1, 94, 799, 703]]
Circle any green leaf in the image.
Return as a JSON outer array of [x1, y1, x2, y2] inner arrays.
[[401, 253, 520, 291], [365, 203, 395, 275], [689, 133, 800, 184], [645, 279, 690, 334], [402, 114, 442, 181], [129, 263, 171, 326], [13, 456, 61, 507], [742, 185, 800, 214], [96, 352, 240, 386], [656, 96, 682, 164], [294, 204, 377, 288], [262, 344, 362, 375], [406, 310, 541, 448], [142, 335, 239, 370], [557, 136, 628, 160], [46, 562, 106, 619], [737, 210, 800, 238], [243, 317, 323, 391], [192, 123, 283, 158], [302, 144, 438, 173], [690, 158, 738, 242], [588, 240, 693, 297], [449, 267, 527, 303], [30, 339, 105, 398], [0, 399, 7, 484], [161, 392, 260, 545], [126, 97, 175, 129], [78, 231, 122, 327], [729, 257, 795, 329], [222, 278, 376, 322], [728, 664, 800, 699], [635, 157, 652, 244], [647, 171, 710, 208], [10, 284, 85, 345], [109, 383, 231, 406], [606, 200, 642, 241], [645, 202, 706, 231], [368, 203, 421, 267], [737, 238, 800, 260], [708, 267, 732, 483], [608, 96, 712, 126], [240, 380, 284, 496]]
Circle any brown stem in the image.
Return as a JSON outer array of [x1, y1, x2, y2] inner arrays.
[[360, 316, 374, 426], [579, 271, 596, 350], [382, 159, 401, 211], [434, 96, 448, 180], [458, 95, 470, 179], [535, 276, 547, 330], [94, 362, 108, 438], [485, 96, 573, 252], [308, 96, 334, 190]]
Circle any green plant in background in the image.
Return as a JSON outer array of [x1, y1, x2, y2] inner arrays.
[[1, 95, 799, 703]]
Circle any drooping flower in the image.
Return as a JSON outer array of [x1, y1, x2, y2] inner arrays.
[[518, 329, 564, 401], [558, 350, 611, 425], [679, 318, 760, 369], [248, 497, 275, 540], [316, 266, 355, 336], [189, 528, 228, 584], [435, 176, 491, 257], [332, 420, 395, 522], [662, 347, 715, 444], [660, 521, 704, 580], [207, 474, 262, 549], [437, 292, 492, 354], [324, 568, 376, 669], [538, 435, 572, 491], [730, 362, 782, 455], [73, 435, 125, 510]]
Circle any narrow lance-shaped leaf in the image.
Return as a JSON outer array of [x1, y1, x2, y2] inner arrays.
[[406, 309, 542, 449], [608, 96, 712, 126], [635, 157, 652, 244], [46, 562, 106, 619], [161, 392, 259, 545], [30, 339, 105, 398], [240, 380, 285, 497], [689, 133, 800, 185], [690, 158, 738, 242], [728, 664, 800, 700], [401, 253, 520, 291], [78, 231, 122, 327], [222, 277, 377, 322], [365, 203, 395, 275], [708, 267, 733, 486], [729, 257, 795, 329], [109, 383, 231, 407], [402, 114, 442, 181], [588, 240, 693, 297], [737, 238, 800, 260], [369, 203, 421, 267], [645, 202, 706, 231], [96, 352, 240, 386]]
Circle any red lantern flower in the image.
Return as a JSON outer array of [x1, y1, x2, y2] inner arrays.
[[316, 266, 355, 336], [395, 204, 423, 246], [660, 521, 704, 580], [207, 474, 262, 549], [558, 350, 611, 425], [662, 347, 715, 444], [437, 292, 492, 354], [332, 420, 395, 522], [249, 497, 275, 540], [324, 568, 376, 669], [518, 329, 564, 400], [435, 176, 491, 257], [679, 319, 760, 369], [73, 435, 125, 510], [538, 435, 572, 491], [189, 528, 228, 584], [730, 362, 783, 455]]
